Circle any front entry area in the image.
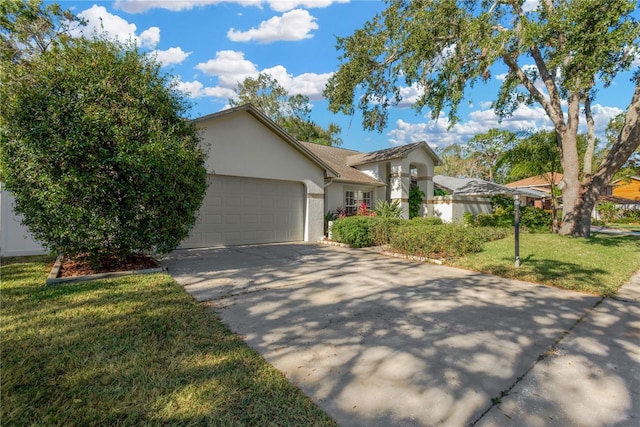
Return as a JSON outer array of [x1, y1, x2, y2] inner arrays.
[[180, 175, 305, 248]]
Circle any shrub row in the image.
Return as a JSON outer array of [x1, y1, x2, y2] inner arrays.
[[464, 206, 553, 232], [330, 216, 405, 248], [388, 224, 510, 259], [330, 216, 510, 258]]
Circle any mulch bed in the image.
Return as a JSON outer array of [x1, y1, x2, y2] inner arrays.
[[59, 253, 159, 278]]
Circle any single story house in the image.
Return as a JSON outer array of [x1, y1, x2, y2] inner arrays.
[[505, 173, 639, 213], [431, 175, 548, 222], [611, 176, 640, 203], [0, 104, 442, 255]]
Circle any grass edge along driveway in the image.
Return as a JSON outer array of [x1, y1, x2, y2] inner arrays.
[[0, 256, 336, 426], [450, 232, 640, 297]]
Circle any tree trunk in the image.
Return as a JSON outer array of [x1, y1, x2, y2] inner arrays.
[[583, 96, 596, 177], [562, 82, 640, 237], [558, 94, 583, 236]]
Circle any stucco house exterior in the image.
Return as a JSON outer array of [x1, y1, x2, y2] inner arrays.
[[0, 104, 442, 255]]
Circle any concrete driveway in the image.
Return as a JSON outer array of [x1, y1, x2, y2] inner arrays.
[[161, 243, 639, 426]]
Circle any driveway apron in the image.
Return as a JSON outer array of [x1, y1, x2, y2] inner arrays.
[[161, 243, 638, 427]]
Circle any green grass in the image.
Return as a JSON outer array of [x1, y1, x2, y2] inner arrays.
[[449, 232, 640, 296], [0, 256, 336, 426]]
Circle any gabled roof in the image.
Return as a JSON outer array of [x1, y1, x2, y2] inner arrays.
[[611, 176, 640, 185], [346, 141, 442, 167], [505, 173, 563, 188], [193, 104, 338, 178], [434, 175, 549, 198], [299, 142, 385, 186]]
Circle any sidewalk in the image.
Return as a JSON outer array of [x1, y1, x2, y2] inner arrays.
[[478, 270, 640, 426]]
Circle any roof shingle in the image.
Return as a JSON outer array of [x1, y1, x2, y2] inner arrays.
[[299, 142, 385, 186]]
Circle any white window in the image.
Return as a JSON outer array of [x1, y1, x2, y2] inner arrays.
[[361, 191, 372, 210], [345, 190, 357, 215], [345, 190, 373, 215]]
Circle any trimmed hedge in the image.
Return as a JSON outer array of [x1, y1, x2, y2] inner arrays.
[[388, 224, 510, 259], [331, 216, 510, 258], [331, 216, 405, 247]]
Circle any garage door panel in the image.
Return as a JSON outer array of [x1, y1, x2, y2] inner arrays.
[[180, 175, 304, 248]]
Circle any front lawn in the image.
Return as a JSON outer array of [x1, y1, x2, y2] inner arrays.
[[449, 232, 640, 296], [0, 256, 335, 426]]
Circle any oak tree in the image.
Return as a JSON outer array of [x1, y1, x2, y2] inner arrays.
[[324, 0, 640, 236], [231, 73, 342, 146]]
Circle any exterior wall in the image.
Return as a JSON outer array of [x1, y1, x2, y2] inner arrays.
[[389, 159, 411, 219], [356, 163, 385, 181], [613, 178, 640, 201], [430, 195, 492, 223], [198, 111, 326, 242], [1, 186, 48, 257], [325, 181, 381, 217]]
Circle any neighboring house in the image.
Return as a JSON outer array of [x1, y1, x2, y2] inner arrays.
[[430, 175, 547, 222], [505, 173, 638, 217], [504, 173, 562, 209], [611, 176, 640, 202], [0, 104, 442, 255]]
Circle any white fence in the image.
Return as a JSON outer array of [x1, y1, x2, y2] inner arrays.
[[1, 185, 48, 257], [430, 195, 492, 223]]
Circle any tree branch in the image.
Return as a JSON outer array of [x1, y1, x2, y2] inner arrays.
[[592, 81, 640, 186], [501, 53, 559, 123]]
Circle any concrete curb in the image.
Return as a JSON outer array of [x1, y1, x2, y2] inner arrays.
[[46, 254, 167, 286], [317, 239, 351, 248], [379, 250, 445, 265]]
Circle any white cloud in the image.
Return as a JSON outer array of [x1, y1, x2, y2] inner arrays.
[[139, 27, 160, 48], [193, 50, 332, 100], [227, 9, 318, 43], [153, 47, 192, 66], [262, 65, 332, 100], [176, 80, 205, 97], [75, 5, 160, 49], [387, 100, 621, 148], [268, 0, 349, 12], [397, 84, 424, 108], [388, 105, 554, 148], [522, 0, 540, 12], [115, 0, 348, 13], [195, 50, 259, 89]]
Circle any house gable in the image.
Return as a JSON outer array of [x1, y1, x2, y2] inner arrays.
[[612, 176, 640, 201], [194, 104, 337, 181]]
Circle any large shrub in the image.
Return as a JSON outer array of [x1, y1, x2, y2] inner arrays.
[[520, 206, 552, 231], [331, 216, 379, 247], [331, 216, 407, 247], [388, 224, 510, 259], [0, 38, 207, 261]]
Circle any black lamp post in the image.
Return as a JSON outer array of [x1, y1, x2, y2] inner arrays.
[[514, 193, 520, 267]]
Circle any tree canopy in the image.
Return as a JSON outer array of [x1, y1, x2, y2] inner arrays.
[[324, 0, 640, 237], [1, 2, 207, 263], [230, 73, 342, 146]]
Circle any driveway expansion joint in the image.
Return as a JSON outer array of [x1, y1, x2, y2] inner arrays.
[[470, 296, 606, 426]]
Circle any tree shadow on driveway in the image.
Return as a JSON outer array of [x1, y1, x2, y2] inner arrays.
[[162, 244, 636, 426]]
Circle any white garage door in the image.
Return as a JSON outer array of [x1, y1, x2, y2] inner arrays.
[[181, 175, 305, 248]]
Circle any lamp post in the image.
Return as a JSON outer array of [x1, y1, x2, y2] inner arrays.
[[514, 193, 520, 267]]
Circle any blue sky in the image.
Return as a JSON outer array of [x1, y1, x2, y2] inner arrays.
[[57, 0, 638, 152]]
